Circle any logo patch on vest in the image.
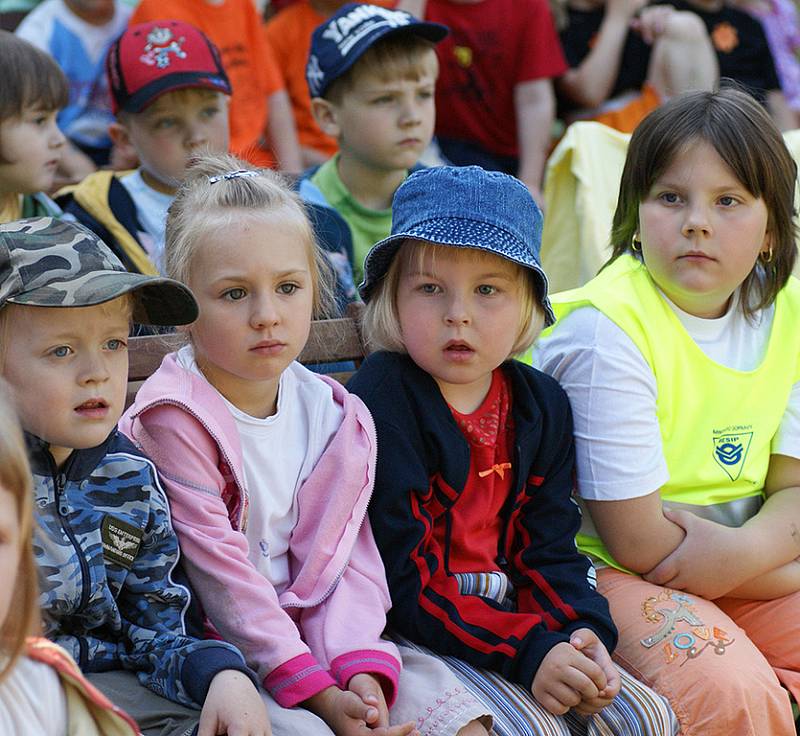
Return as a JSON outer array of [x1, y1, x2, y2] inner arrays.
[[712, 426, 753, 481], [101, 516, 143, 569]]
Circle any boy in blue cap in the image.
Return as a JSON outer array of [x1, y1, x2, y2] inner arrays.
[[300, 3, 447, 286], [348, 165, 679, 736]]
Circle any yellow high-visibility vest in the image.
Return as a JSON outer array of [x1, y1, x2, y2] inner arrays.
[[544, 255, 800, 569]]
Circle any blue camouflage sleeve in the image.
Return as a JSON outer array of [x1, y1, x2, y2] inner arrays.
[[115, 461, 255, 707]]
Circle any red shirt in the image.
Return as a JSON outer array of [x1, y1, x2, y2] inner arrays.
[[426, 0, 567, 157], [433, 368, 515, 572]]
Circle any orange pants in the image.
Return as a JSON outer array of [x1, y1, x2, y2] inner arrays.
[[590, 84, 661, 134], [598, 567, 800, 735]]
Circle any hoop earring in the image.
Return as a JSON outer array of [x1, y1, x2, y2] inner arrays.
[[760, 246, 774, 264], [631, 234, 642, 252]]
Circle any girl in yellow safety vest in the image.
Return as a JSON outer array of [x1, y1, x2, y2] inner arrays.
[[535, 86, 800, 736]]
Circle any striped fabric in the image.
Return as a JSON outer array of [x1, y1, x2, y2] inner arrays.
[[395, 637, 678, 736], [454, 571, 516, 610]]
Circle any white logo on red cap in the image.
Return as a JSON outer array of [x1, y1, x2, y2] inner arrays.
[[140, 27, 187, 69]]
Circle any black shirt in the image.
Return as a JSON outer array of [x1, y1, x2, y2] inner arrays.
[[661, 0, 781, 103], [559, 6, 652, 114]]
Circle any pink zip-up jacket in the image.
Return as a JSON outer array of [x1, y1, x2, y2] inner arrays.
[[120, 354, 401, 708]]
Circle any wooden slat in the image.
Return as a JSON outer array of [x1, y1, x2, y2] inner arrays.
[[298, 317, 364, 364], [126, 308, 368, 408], [127, 332, 185, 381]]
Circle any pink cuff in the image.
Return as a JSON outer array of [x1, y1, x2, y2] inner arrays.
[[264, 653, 337, 708], [329, 650, 401, 708]]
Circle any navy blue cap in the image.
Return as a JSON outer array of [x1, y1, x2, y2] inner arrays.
[[306, 3, 448, 98], [359, 166, 555, 327]]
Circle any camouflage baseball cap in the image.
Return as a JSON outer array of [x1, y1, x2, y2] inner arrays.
[[0, 217, 198, 326]]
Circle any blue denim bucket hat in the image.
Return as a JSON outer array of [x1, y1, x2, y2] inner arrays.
[[306, 3, 448, 98], [359, 165, 555, 326]]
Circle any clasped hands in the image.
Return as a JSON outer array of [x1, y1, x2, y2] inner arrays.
[[532, 628, 620, 717]]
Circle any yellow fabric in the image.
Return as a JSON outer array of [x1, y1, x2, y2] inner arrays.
[[550, 255, 800, 569], [541, 123, 800, 293], [0, 194, 22, 224], [541, 122, 630, 292], [57, 171, 159, 276], [26, 638, 139, 736], [64, 681, 140, 736]]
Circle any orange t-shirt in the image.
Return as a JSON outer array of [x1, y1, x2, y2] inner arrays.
[[131, 0, 284, 166], [263, 0, 395, 159]]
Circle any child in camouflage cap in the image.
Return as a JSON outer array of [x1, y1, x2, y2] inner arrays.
[[0, 217, 270, 736]]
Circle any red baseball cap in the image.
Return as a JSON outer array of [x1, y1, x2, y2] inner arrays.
[[106, 20, 232, 114]]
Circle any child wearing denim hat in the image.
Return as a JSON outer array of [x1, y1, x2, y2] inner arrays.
[[122, 152, 490, 736], [347, 165, 679, 736], [300, 3, 447, 284], [0, 217, 269, 736]]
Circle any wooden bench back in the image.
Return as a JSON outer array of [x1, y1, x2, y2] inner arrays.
[[126, 304, 366, 408]]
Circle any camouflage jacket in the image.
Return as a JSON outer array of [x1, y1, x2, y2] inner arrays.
[[28, 429, 255, 708]]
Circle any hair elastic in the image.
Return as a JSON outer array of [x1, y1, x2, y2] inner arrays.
[[208, 169, 261, 184]]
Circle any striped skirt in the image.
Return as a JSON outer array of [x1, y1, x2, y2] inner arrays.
[[396, 637, 679, 736]]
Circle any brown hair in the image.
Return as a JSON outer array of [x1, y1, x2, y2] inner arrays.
[[0, 383, 39, 682], [0, 31, 68, 126], [323, 33, 438, 103], [607, 86, 798, 319], [362, 240, 544, 356]]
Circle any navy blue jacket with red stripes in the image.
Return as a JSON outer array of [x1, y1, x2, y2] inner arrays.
[[347, 351, 617, 689]]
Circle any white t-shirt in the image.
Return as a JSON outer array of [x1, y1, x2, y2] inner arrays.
[[0, 656, 67, 736], [15, 0, 131, 149], [120, 170, 173, 274], [177, 346, 344, 593], [533, 292, 800, 502]]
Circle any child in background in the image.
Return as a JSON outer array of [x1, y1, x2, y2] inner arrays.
[[15, 0, 132, 177], [555, 0, 717, 133], [0, 217, 269, 736], [0, 386, 140, 736], [121, 153, 491, 736], [730, 0, 800, 128], [58, 20, 232, 276], [535, 88, 800, 733], [264, 0, 395, 167], [130, 0, 302, 172], [397, 0, 566, 206], [347, 165, 678, 736], [302, 3, 446, 285], [0, 31, 67, 224], [658, 0, 795, 129]]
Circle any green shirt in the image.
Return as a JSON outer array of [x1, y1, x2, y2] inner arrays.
[[311, 155, 396, 284]]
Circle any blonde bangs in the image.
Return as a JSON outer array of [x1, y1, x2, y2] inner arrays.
[[362, 240, 544, 357]]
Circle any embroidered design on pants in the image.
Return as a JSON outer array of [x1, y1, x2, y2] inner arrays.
[[640, 589, 734, 665]]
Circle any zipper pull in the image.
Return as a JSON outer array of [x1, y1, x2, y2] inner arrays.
[[56, 474, 69, 516]]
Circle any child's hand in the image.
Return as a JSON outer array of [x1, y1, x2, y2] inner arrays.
[[531, 641, 606, 716], [569, 629, 620, 715], [199, 669, 271, 736], [306, 685, 418, 736], [631, 5, 675, 43], [606, 0, 649, 24], [347, 673, 391, 728], [643, 508, 746, 599]]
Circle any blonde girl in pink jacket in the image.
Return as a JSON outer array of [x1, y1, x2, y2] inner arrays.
[[122, 153, 490, 736]]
